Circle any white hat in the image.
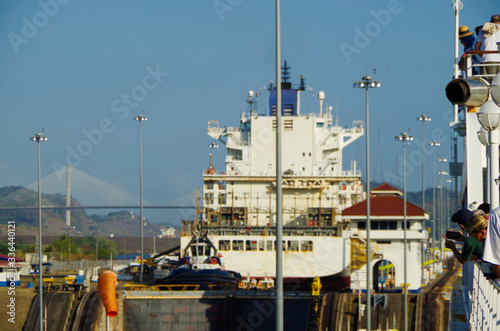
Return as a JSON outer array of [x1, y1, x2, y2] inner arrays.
[[469, 201, 479, 210]]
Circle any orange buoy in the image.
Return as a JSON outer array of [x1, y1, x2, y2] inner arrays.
[[97, 270, 118, 317]]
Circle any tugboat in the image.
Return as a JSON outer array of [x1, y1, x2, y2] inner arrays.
[[159, 231, 242, 290]]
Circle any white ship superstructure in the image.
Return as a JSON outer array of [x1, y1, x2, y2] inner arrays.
[[182, 63, 365, 289]]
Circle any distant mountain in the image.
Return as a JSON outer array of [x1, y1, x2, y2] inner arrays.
[[0, 186, 165, 237]]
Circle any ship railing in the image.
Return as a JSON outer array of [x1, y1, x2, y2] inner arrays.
[[342, 170, 362, 176], [208, 125, 242, 134], [461, 51, 500, 80], [461, 261, 500, 330], [204, 169, 362, 177]]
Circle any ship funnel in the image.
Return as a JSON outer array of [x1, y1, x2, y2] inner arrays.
[[445, 78, 489, 107]]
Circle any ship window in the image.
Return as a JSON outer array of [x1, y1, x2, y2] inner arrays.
[[317, 123, 324, 127], [232, 240, 244, 251], [219, 240, 230, 251], [303, 167, 305, 171], [259, 240, 265, 251], [288, 240, 299, 251], [206, 181, 214, 189], [266, 240, 273, 251], [301, 240, 313, 251], [274, 241, 286, 251], [246, 240, 257, 251], [309, 153, 311, 156], [205, 193, 214, 204], [303, 153, 305, 157]]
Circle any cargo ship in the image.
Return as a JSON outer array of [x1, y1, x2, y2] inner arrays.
[[181, 62, 365, 289]]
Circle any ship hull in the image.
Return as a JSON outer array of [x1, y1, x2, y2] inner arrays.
[[180, 233, 351, 290]]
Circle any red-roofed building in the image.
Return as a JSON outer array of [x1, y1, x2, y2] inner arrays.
[[343, 183, 431, 293]]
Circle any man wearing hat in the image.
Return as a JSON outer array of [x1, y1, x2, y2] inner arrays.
[[474, 15, 500, 78], [458, 26, 481, 75]]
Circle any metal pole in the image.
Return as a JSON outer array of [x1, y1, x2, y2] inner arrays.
[[66, 164, 71, 270], [365, 84, 372, 331], [95, 228, 98, 266], [275, 0, 283, 329], [123, 230, 125, 261], [432, 147, 436, 246], [422, 122, 425, 208], [139, 119, 144, 282], [403, 138, 408, 331], [453, 0, 461, 79], [490, 130, 499, 209], [67, 227, 71, 270], [37, 139, 43, 331]]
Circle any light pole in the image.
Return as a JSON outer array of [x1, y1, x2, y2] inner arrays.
[[150, 230, 153, 254], [209, 142, 219, 170], [429, 141, 440, 255], [417, 115, 431, 209], [134, 114, 147, 282], [67, 226, 71, 269], [445, 179, 452, 221], [30, 132, 47, 331], [95, 228, 99, 266], [123, 230, 126, 261], [396, 132, 412, 331], [438, 156, 448, 264], [354, 75, 381, 331], [275, 2, 284, 330], [477, 100, 500, 209]]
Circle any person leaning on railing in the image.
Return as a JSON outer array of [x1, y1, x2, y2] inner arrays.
[[483, 204, 500, 279], [444, 211, 485, 265], [474, 15, 500, 78]]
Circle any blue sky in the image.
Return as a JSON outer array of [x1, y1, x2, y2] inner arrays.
[[0, 0, 497, 223]]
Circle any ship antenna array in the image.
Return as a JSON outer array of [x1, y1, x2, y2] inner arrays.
[[281, 60, 291, 83]]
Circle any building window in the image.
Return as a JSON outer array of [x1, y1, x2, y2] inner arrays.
[[358, 221, 366, 229], [206, 181, 214, 189]]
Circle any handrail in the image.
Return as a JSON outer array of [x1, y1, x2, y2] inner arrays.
[[461, 261, 500, 330], [461, 51, 500, 79]]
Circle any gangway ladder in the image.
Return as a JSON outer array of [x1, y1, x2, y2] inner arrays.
[[306, 277, 322, 331]]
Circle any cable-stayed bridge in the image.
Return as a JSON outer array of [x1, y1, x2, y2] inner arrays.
[[4, 166, 196, 213]]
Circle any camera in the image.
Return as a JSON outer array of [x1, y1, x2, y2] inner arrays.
[[446, 231, 461, 240]]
